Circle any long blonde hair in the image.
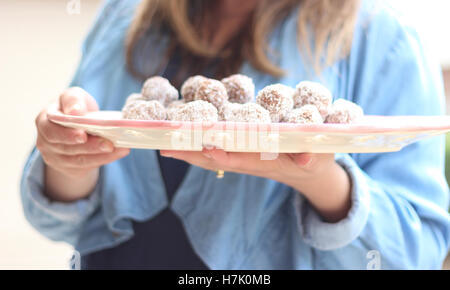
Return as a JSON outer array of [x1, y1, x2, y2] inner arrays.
[[126, 0, 360, 86]]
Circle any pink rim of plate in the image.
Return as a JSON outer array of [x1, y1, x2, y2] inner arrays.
[[47, 107, 450, 134]]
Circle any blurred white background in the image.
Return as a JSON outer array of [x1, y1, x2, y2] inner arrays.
[[0, 0, 449, 269], [0, 0, 102, 269], [390, 0, 450, 67]]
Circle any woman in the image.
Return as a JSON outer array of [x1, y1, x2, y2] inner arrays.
[[21, 0, 450, 269]]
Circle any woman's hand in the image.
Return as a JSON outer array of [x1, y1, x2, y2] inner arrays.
[[160, 148, 351, 222], [35, 87, 130, 202]]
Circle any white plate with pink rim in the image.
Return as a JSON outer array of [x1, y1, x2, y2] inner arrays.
[[47, 105, 450, 153]]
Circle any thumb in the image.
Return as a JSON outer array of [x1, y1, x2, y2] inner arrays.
[[59, 87, 99, 116]]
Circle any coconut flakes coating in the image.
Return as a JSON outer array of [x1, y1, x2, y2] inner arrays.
[[293, 81, 332, 119], [181, 75, 207, 103], [141, 76, 179, 107], [194, 78, 228, 109], [167, 99, 185, 109], [170, 100, 218, 122], [256, 84, 294, 122], [231, 103, 271, 123], [122, 100, 167, 120], [166, 100, 186, 120], [217, 102, 240, 121], [325, 99, 364, 124], [221, 74, 255, 104], [286, 105, 323, 124], [124, 93, 146, 106]]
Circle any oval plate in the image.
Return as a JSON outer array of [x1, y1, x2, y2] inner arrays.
[[47, 107, 450, 153]]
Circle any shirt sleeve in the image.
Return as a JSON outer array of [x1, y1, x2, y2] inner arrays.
[[20, 149, 102, 244], [294, 154, 371, 251], [293, 7, 450, 269]]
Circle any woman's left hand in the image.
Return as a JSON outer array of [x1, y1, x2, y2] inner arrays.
[[160, 148, 352, 223]]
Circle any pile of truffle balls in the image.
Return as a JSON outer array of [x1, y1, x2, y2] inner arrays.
[[122, 75, 363, 124]]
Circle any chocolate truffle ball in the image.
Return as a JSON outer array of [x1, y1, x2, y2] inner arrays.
[[256, 84, 294, 122], [293, 81, 332, 119], [194, 78, 229, 109], [122, 100, 167, 120], [181, 75, 207, 103], [166, 100, 185, 111], [218, 102, 241, 121], [285, 105, 323, 124], [229, 103, 271, 123], [221, 74, 255, 104], [166, 100, 186, 120], [325, 99, 364, 124], [124, 93, 146, 106], [170, 100, 218, 122], [141, 76, 179, 107]]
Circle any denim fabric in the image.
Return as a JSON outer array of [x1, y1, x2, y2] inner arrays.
[[20, 0, 450, 269]]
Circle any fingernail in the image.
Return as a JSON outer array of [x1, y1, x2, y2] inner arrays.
[[160, 151, 173, 158], [75, 135, 86, 144], [99, 140, 113, 152], [68, 103, 82, 115], [203, 144, 215, 150], [303, 156, 313, 167], [203, 152, 212, 159]]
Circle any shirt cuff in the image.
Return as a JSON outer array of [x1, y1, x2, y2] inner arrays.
[[293, 153, 371, 250], [22, 149, 101, 223]]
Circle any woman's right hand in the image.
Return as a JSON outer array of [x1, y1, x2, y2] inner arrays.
[[35, 87, 130, 202]]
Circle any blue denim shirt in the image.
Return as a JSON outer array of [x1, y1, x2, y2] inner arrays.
[[20, 0, 450, 269]]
